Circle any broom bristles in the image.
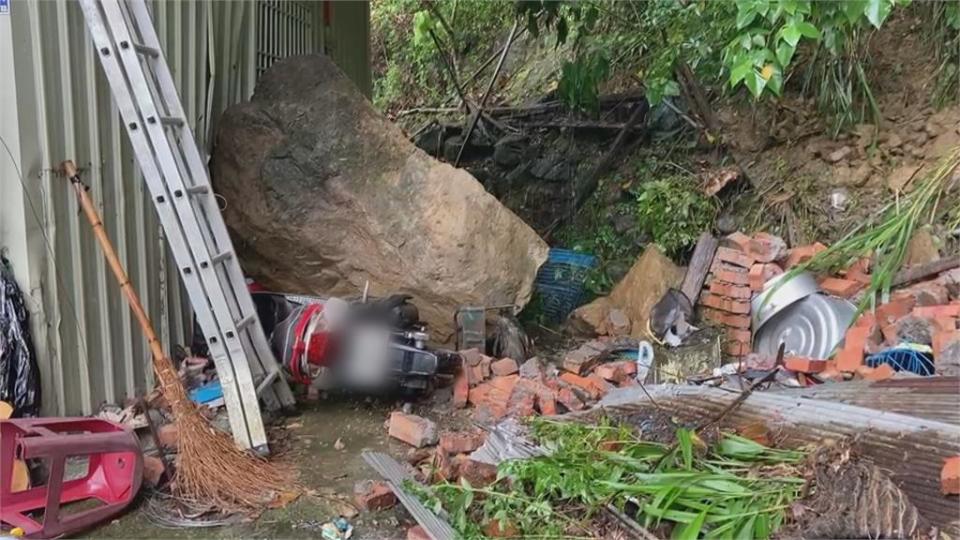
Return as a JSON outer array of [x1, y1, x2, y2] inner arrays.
[[155, 356, 296, 510]]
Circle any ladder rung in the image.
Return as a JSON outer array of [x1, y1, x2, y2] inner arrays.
[[236, 313, 256, 330], [255, 371, 279, 395], [120, 40, 159, 58], [186, 185, 209, 195], [160, 116, 184, 127], [210, 251, 233, 265]]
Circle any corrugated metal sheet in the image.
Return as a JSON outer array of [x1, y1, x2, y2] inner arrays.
[[1, 0, 371, 417], [772, 377, 960, 426], [595, 384, 960, 531]]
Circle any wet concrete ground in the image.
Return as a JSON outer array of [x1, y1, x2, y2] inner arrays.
[[94, 398, 425, 539]]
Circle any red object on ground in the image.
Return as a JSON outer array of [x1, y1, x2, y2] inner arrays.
[[820, 277, 863, 298], [490, 357, 519, 377], [715, 246, 755, 269], [353, 480, 397, 511], [781, 242, 827, 269], [407, 525, 431, 540], [836, 326, 869, 372], [861, 363, 895, 381], [452, 364, 469, 409], [785, 357, 828, 373], [942, 456, 960, 495], [0, 417, 142, 539]]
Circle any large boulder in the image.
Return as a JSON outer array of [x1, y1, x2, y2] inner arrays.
[[212, 55, 548, 341]]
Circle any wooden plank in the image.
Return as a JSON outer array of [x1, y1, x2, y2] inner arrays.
[[681, 232, 719, 303]]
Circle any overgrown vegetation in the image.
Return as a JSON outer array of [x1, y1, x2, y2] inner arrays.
[[374, 0, 955, 126], [412, 417, 806, 538], [558, 153, 713, 295]]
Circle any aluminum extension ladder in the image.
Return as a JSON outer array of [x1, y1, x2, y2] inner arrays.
[[79, 0, 295, 452]]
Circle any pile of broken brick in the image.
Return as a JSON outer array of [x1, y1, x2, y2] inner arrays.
[[701, 231, 959, 382], [357, 342, 642, 538], [453, 345, 640, 420]]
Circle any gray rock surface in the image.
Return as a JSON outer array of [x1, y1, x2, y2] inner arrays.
[[212, 55, 548, 341]]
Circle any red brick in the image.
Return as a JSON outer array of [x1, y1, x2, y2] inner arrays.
[[507, 385, 537, 418], [876, 297, 917, 325], [748, 263, 783, 292], [460, 348, 484, 366], [453, 363, 469, 408], [354, 480, 397, 511], [700, 293, 751, 314], [484, 519, 519, 538], [785, 356, 828, 373], [932, 317, 958, 332], [594, 360, 636, 382], [862, 363, 895, 381], [896, 280, 950, 306], [709, 281, 753, 300], [724, 231, 752, 252], [559, 372, 603, 400], [724, 341, 751, 357], [490, 357, 519, 377], [913, 304, 960, 319], [781, 242, 827, 269], [431, 448, 455, 482], [818, 364, 844, 382], [711, 267, 751, 286], [715, 246, 755, 268], [726, 328, 752, 343], [457, 459, 497, 487], [593, 363, 625, 383], [142, 455, 165, 486], [587, 374, 615, 396], [844, 257, 872, 285], [408, 525, 431, 540], [702, 308, 752, 329], [439, 430, 485, 455], [488, 375, 519, 395], [156, 423, 178, 449], [536, 391, 558, 415], [942, 456, 960, 495], [557, 387, 585, 411], [466, 363, 486, 386], [479, 356, 492, 379], [747, 232, 787, 263], [836, 326, 869, 372], [820, 277, 863, 298], [934, 330, 960, 359], [853, 312, 877, 330], [388, 412, 438, 448]]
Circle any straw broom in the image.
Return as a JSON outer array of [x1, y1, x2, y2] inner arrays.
[[62, 161, 295, 510]]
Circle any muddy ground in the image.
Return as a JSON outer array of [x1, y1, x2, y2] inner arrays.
[[95, 399, 414, 539]]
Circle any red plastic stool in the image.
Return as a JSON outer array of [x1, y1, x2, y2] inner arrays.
[[0, 417, 142, 539]]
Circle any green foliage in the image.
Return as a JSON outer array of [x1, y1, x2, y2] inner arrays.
[[412, 417, 806, 538], [724, 0, 906, 100], [371, 0, 514, 111], [634, 178, 717, 258], [558, 50, 610, 113]]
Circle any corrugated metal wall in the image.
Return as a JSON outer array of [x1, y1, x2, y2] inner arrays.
[[2, 0, 370, 417]]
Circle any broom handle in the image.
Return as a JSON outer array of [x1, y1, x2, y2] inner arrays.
[[61, 161, 169, 370]]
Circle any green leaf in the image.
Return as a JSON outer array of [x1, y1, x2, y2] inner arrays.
[[776, 41, 796, 67], [744, 69, 767, 98], [672, 508, 708, 540], [843, 0, 868, 24], [796, 21, 820, 38], [729, 60, 753, 86], [780, 23, 802, 47], [736, 7, 758, 29], [677, 428, 693, 470], [865, 0, 893, 28]]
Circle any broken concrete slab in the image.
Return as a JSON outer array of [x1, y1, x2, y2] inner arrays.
[[212, 55, 548, 341]]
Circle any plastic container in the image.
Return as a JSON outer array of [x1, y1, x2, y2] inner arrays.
[[534, 249, 597, 323]]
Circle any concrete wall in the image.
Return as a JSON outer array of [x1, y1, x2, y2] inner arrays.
[[0, 0, 370, 416]]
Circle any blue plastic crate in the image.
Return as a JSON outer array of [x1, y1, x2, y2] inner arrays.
[[534, 249, 597, 323]]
